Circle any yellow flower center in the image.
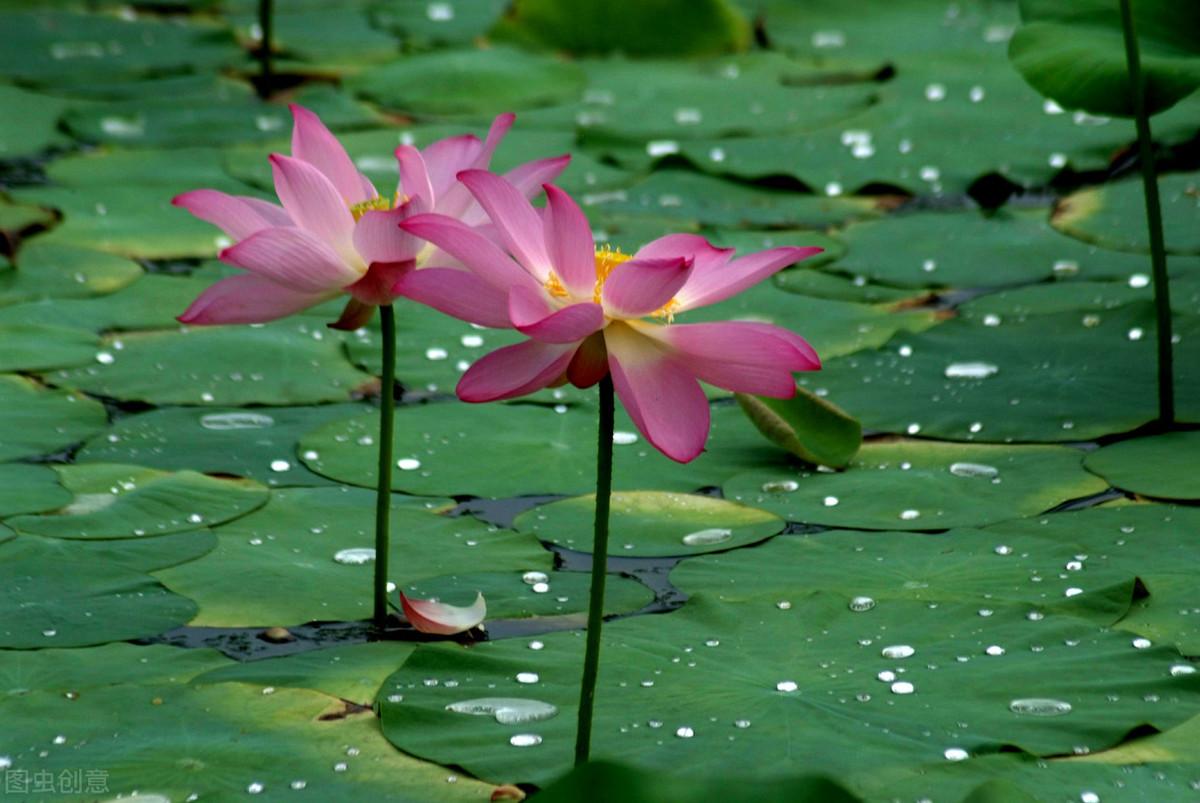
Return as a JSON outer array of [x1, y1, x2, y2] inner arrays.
[[349, 195, 392, 221], [542, 245, 682, 321]]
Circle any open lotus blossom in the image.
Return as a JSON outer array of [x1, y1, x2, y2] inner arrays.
[[173, 105, 569, 329], [399, 171, 823, 462], [399, 591, 487, 635]]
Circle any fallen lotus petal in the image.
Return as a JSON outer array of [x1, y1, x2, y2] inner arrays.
[[400, 591, 487, 635]]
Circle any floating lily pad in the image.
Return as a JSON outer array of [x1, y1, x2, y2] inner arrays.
[[373, 0, 508, 47], [535, 761, 860, 803], [0, 681, 494, 801], [0, 196, 56, 244], [671, 525, 1139, 626], [0, 83, 73, 157], [0, 323, 98, 372], [824, 209, 1197, 289], [568, 56, 875, 141], [77, 404, 369, 486], [349, 46, 586, 117], [6, 463, 268, 539], [0, 9, 241, 85], [193, 641, 414, 704], [0, 464, 70, 519], [378, 593, 1200, 787], [403, 569, 655, 620], [1053, 173, 1200, 255], [1083, 431, 1200, 501], [48, 321, 373, 406], [1009, 0, 1200, 117], [803, 303, 1200, 442], [724, 441, 1108, 530], [0, 533, 209, 648], [227, 6, 399, 71], [515, 492, 783, 558], [979, 504, 1200, 654], [0, 241, 144, 305], [499, 0, 750, 57], [0, 374, 107, 461], [0, 642, 231, 695], [154, 487, 551, 626], [64, 84, 378, 148], [587, 170, 880, 229]]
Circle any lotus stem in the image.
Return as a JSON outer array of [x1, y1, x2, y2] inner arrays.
[[1118, 0, 1175, 426], [575, 374, 615, 764], [374, 303, 397, 628], [256, 0, 273, 97]]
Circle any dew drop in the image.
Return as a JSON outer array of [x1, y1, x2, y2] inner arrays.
[[985, 645, 1006, 656], [612, 431, 639, 445], [899, 509, 920, 521], [397, 458, 421, 471], [950, 462, 999, 479], [890, 681, 915, 695], [522, 571, 549, 585], [823, 495, 840, 507], [1131, 637, 1152, 649], [270, 459, 291, 472], [775, 680, 798, 692], [675, 726, 695, 738], [1170, 664, 1196, 677], [515, 672, 539, 684], [761, 479, 799, 493], [943, 747, 969, 761], [248, 782, 265, 794], [1009, 698, 1072, 716], [333, 548, 375, 565], [881, 645, 915, 659], [848, 596, 876, 612], [509, 733, 543, 747], [682, 528, 733, 547], [944, 361, 999, 379]]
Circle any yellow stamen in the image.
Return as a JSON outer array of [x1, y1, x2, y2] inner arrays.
[[591, 245, 632, 303], [541, 246, 682, 323], [349, 195, 391, 221]]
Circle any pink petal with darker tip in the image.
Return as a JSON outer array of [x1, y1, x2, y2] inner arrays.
[[600, 256, 692, 319], [400, 213, 539, 293], [220, 226, 361, 292], [395, 145, 435, 208], [289, 104, 376, 205], [353, 205, 422, 266], [269, 153, 359, 266], [400, 591, 487, 635], [676, 246, 823, 311], [543, 184, 595, 297], [393, 268, 512, 328], [605, 322, 710, 463], [457, 169, 551, 278], [509, 286, 604, 343], [423, 133, 483, 200], [456, 339, 578, 403], [178, 273, 330, 325], [172, 190, 285, 242]]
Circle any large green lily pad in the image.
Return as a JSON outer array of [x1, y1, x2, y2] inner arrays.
[[671, 525, 1139, 626], [0, 532, 210, 648], [979, 504, 1200, 654], [77, 403, 370, 487], [192, 641, 415, 704], [1009, 0, 1200, 118], [1053, 172, 1200, 255], [823, 208, 1200, 289], [1083, 431, 1200, 501], [349, 46, 586, 117], [154, 487, 544, 626], [0, 681, 494, 801], [0, 83, 74, 158], [6, 463, 268, 539], [378, 592, 1200, 787], [0, 241, 144, 305], [0, 464, 70, 519], [0, 374, 107, 461], [724, 440, 1108, 530], [0, 642, 231, 695], [514, 491, 784, 557], [47, 321, 373, 406], [0, 323, 98, 371], [803, 302, 1200, 442], [0, 9, 241, 85]]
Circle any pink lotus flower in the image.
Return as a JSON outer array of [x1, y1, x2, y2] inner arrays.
[[173, 105, 569, 329], [399, 591, 487, 635], [399, 172, 823, 462]]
